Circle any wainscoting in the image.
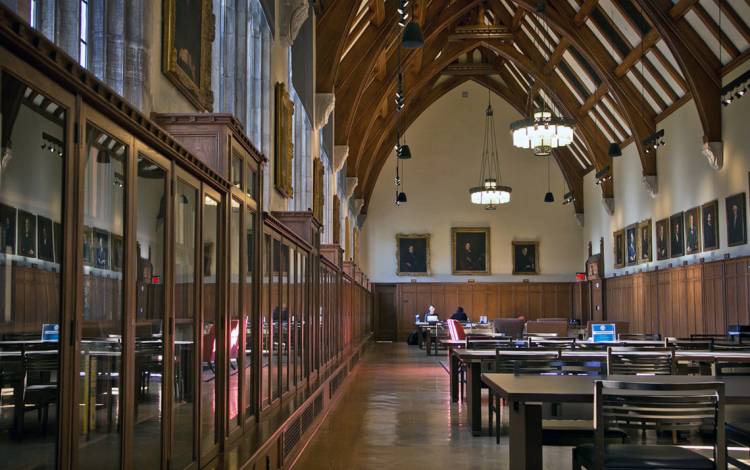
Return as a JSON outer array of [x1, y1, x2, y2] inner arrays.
[[374, 282, 582, 341], [604, 256, 750, 337]]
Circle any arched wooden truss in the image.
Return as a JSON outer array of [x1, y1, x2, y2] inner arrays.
[[316, 0, 748, 214]]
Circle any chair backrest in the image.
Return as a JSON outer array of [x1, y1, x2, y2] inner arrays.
[[526, 320, 568, 337], [593, 380, 726, 469], [494, 349, 560, 374], [493, 318, 525, 339], [529, 337, 576, 349], [555, 357, 604, 376], [446, 319, 466, 341], [466, 337, 511, 350], [618, 333, 661, 341], [537, 317, 568, 322], [671, 338, 713, 350], [712, 360, 750, 376], [607, 346, 675, 375]]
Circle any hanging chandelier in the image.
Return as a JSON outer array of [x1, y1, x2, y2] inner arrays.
[[470, 89, 511, 210], [510, 6, 574, 156]]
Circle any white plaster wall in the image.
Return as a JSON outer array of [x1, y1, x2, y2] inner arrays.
[[583, 82, 750, 276], [362, 81, 584, 283]]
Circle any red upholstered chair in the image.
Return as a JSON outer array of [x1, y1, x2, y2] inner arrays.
[[447, 319, 466, 341]]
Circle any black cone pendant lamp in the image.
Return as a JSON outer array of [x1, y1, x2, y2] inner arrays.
[[608, 142, 622, 157], [544, 156, 555, 203], [402, 21, 424, 48]]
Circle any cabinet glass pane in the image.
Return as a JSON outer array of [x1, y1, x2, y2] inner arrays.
[[201, 195, 220, 455], [133, 155, 166, 469], [243, 208, 254, 417], [261, 234, 270, 407], [228, 199, 240, 429], [271, 238, 280, 400], [280, 243, 288, 393], [79, 123, 124, 470], [0, 72, 65, 469], [173, 179, 197, 469]]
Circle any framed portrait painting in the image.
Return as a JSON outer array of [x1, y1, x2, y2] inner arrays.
[[655, 218, 670, 261], [625, 224, 638, 266], [53, 222, 62, 263], [702, 200, 719, 251], [37, 216, 54, 262], [452, 227, 490, 275], [396, 234, 430, 276], [512, 241, 539, 275], [17, 210, 36, 258], [0, 203, 16, 254], [684, 206, 701, 255], [670, 212, 684, 258], [162, 0, 214, 111], [112, 235, 124, 272], [613, 229, 625, 269], [93, 229, 110, 269], [274, 82, 294, 197], [82, 226, 94, 266], [726, 192, 747, 247], [638, 219, 652, 263]]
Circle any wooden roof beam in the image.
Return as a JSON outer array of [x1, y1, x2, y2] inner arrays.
[[316, 0, 362, 93], [574, 0, 599, 26]]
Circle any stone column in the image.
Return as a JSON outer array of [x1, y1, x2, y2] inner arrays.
[[55, 0, 80, 60], [235, 0, 248, 128], [124, 0, 146, 110], [106, 0, 125, 95]]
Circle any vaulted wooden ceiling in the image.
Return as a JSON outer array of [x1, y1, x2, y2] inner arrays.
[[316, 0, 750, 215]]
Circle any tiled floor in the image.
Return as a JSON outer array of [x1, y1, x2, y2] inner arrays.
[[294, 343, 572, 470]]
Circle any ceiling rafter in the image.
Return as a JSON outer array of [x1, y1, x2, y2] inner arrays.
[[316, 0, 363, 93], [632, 0, 722, 148], [510, 0, 656, 177]]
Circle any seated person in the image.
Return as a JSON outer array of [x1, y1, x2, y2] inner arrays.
[[449, 307, 468, 322], [424, 305, 439, 321]]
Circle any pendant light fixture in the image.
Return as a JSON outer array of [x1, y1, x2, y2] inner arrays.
[[401, 0, 424, 49], [470, 88, 511, 210], [544, 156, 554, 203], [510, 5, 574, 156], [394, 35, 409, 206], [608, 142, 622, 157]]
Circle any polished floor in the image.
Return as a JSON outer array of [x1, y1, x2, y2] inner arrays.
[[294, 343, 572, 470]]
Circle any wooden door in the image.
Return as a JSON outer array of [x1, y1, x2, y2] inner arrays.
[[374, 284, 397, 341], [590, 279, 604, 321]]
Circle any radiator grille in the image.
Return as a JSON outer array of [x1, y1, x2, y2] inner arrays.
[[283, 416, 301, 458]]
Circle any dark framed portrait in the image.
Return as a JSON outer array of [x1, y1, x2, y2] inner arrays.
[[53, 222, 62, 263], [0, 203, 16, 254], [625, 224, 638, 266], [37, 216, 54, 262], [396, 234, 430, 276], [638, 219, 652, 263], [512, 241, 539, 275], [17, 210, 36, 258], [162, 0, 214, 111], [111, 234, 123, 271], [452, 227, 490, 275], [613, 229, 625, 269], [702, 200, 719, 251], [684, 206, 701, 255], [82, 226, 94, 266], [203, 241, 214, 276], [726, 192, 747, 247], [670, 212, 684, 258], [93, 229, 110, 269], [655, 218, 670, 261]]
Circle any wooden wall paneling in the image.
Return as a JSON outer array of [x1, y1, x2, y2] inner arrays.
[[644, 271, 659, 335], [702, 261, 726, 335], [458, 285, 472, 316], [416, 284, 433, 317], [725, 258, 749, 327], [486, 285, 499, 317], [657, 270, 672, 336], [499, 284, 513, 316], [444, 284, 458, 316], [512, 284, 529, 318], [541, 284, 556, 317], [685, 265, 703, 335], [528, 284, 543, 319], [471, 284, 488, 317], [431, 285, 446, 317], [670, 267, 687, 337]]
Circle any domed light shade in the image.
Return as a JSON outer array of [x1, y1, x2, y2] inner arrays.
[[397, 144, 412, 159], [544, 191, 555, 203], [608, 142, 622, 157], [469, 179, 512, 210], [396, 191, 408, 204], [402, 21, 424, 48], [511, 110, 575, 156]]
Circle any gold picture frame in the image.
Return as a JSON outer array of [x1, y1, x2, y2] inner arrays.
[[638, 219, 652, 263], [396, 233, 431, 276], [313, 157, 324, 222], [274, 82, 294, 197], [511, 241, 539, 275], [162, 0, 214, 111], [613, 229, 625, 269], [625, 223, 639, 266], [451, 227, 490, 275]]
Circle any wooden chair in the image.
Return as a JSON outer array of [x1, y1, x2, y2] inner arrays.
[[671, 337, 713, 350], [573, 380, 726, 469], [607, 347, 675, 375], [20, 349, 59, 437], [618, 333, 661, 341], [488, 350, 560, 443], [727, 423, 750, 470], [529, 337, 577, 349]]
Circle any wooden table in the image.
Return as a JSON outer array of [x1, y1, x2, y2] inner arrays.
[[481, 373, 750, 470], [451, 348, 750, 436]]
